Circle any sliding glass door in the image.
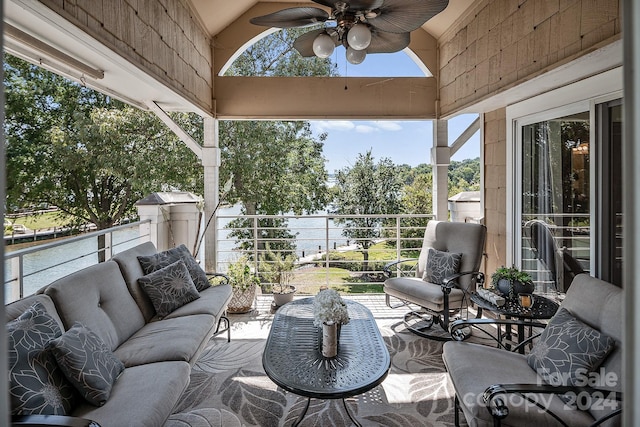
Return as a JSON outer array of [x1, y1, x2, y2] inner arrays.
[[595, 100, 623, 286], [516, 96, 623, 293], [520, 111, 591, 293]]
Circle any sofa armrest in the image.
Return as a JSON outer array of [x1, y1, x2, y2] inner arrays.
[[483, 383, 622, 426], [12, 415, 101, 427], [449, 318, 547, 348], [206, 272, 229, 285]]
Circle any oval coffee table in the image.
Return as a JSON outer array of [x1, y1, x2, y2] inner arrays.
[[262, 298, 390, 426]]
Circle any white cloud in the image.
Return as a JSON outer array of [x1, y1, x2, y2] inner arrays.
[[373, 121, 403, 131], [312, 120, 356, 133], [312, 120, 403, 135], [355, 125, 378, 133]]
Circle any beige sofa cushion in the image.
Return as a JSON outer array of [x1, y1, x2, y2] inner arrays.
[[113, 314, 215, 367], [44, 261, 145, 352], [111, 242, 158, 322], [72, 361, 190, 427]]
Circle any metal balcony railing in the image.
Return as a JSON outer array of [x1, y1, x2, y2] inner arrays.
[[0, 210, 612, 304], [215, 213, 434, 295], [4, 221, 151, 303]]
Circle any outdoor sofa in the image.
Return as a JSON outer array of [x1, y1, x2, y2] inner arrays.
[[6, 242, 234, 426]]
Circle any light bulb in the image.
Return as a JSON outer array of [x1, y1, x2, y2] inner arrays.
[[347, 25, 371, 51], [313, 33, 335, 58], [346, 47, 366, 64]]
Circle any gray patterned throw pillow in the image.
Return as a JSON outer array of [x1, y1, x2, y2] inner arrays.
[[138, 260, 201, 318], [7, 302, 78, 415], [527, 307, 615, 386], [422, 248, 462, 285], [137, 244, 210, 292], [48, 323, 125, 407]]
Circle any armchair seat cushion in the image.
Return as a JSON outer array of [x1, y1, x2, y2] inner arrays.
[[384, 277, 465, 311], [443, 341, 595, 427]]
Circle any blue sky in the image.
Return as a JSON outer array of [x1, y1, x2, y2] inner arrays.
[[309, 50, 480, 173]]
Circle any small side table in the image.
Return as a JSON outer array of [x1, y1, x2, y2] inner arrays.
[[470, 292, 559, 353]]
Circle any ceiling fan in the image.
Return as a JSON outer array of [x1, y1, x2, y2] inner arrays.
[[250, 0, 449, 65]]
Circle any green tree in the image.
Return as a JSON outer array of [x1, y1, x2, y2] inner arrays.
[[334, 150, 403, 273], [4, 55, 203, 258], [225, 27, 338, 77], [448, 158, 481, 195], [399, 171, 433, 248], [221, 28, 337, 253]]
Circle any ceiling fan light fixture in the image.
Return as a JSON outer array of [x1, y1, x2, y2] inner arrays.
[[346, 24, 371, 51], [346, 46, 366, 64], [313, 33, 335, 58]]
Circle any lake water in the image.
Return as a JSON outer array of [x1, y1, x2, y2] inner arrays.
[[5, 206, 349, 300]]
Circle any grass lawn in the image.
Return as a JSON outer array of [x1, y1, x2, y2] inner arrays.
[[290, 266, 384, 295], [5, 211, 70, 232]]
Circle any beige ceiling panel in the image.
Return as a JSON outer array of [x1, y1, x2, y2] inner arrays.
[[191, 0, 312, 36], [213, 2, 328, 76], [214, 76, 436, 119], [190, 0, 474, 39]]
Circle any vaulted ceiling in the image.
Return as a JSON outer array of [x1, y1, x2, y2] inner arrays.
[[189, 0, 474, 40], [4, 1, 474, 118]]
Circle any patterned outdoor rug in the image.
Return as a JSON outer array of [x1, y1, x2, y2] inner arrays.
[[165, 312, 470, 427]]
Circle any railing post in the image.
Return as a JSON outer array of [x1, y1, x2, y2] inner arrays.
[[103, 231, 113, 261], [325, 215, 330, 287], [10, 256, 22, 301], [396, 216, 402, 276], [253, 216, 258, 266]]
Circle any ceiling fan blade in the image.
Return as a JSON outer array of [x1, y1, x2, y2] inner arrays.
[[312, 0, 384, 11], [293, 28, 340, 57], [250, 7, 329, 28], [366, 31, 410, 53], [367, 0, 449, 33]]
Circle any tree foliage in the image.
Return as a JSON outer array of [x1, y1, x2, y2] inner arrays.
[[4, 55, 202, 229], [333, 150, 403, 271], [221, 28, 337, 252], [448, 158, 481, 195], [224, 27, 339, 77]]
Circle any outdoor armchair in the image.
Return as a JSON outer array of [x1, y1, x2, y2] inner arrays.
[[443, 273, 622, 426], [383, 220, 487, 340]]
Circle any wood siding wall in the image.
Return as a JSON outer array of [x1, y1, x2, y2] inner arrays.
[[483, 108, 507, 274], [40, 0, 213, 112], [440, 0, 621, 271], [439, 0, 621, 116]]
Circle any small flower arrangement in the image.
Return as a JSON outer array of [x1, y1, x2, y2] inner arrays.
[[313, 288, 350, 327]]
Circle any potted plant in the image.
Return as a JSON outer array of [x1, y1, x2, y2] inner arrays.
[[259, 245, 297, 307], [490, 265, 534, 299], [226, 256, 260, 314]]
